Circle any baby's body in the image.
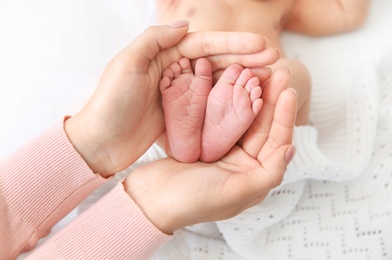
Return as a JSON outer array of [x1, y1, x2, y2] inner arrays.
[[157, 0, 370, 125], [157, 0, 370, 163], [157, 0, 291, 51], [157, 0, 370, 48]]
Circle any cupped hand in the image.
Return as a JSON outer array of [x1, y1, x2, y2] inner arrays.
[[124, 69, 297, 234], [65, 21, 279, 177]]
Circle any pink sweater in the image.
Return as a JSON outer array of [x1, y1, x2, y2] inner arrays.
[[0, 122, 170, 259]]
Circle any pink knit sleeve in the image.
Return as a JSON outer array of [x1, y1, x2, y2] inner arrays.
[[0, 121, 170, 259], [0, 122, 106, 258], [28, 182, 171, 259]]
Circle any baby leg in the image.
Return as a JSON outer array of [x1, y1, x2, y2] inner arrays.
[[270, 58, 311, 125], [160, 57, 213, 163], [200, 65, 263, 162]]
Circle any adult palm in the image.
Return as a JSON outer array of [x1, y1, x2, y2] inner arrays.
[[125, 68, 297, 234]]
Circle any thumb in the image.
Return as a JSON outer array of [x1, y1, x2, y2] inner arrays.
[[124, 21, 189, 67], [243, 144, 295, 198], [230, 144, 295, 206], [259, 144, 296, 190]]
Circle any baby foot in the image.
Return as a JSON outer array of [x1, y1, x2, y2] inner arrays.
[[160, 57, 213, 163], [200, 65, 263, 162]]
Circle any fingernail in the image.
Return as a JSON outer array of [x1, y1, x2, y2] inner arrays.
[[284, 145, 296, 164], [280, 66, 292, 75], [169, 20, 189, 28], [287, 88, 297, 96], [275, 48, 281, 58]]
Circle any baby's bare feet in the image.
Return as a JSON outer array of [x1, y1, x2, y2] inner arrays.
[[200, 65, 263, 162], [161, 59, 263, 163], [160, 57, 213, 163]]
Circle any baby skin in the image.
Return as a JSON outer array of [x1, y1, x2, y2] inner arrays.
[[160, 57, 262, 163], [156, 0, 370, 126]]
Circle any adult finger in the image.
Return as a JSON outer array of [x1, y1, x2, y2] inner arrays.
[[177, 31, 267, 57], [205, 47, 279, 72], [121, 22, 190, 70], [240, 67, 291, 158], [226, 144, 295, 205], [158, 31, 268, 70], [257, 88, 297, 162], [256, 144, 295, 191]]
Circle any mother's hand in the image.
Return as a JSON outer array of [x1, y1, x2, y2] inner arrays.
[[65, 21, 279, 177], [125, 68, 297, 234]]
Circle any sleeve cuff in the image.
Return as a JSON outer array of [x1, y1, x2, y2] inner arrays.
[[29, 182, 171, 259]]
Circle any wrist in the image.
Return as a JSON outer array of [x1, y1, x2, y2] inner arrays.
[[124, 170, 179, 235], [64, 115, 113, 177]]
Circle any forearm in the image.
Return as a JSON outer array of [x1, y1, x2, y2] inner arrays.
[[0, 120, 106, 258], [27, 182, 171, 259]]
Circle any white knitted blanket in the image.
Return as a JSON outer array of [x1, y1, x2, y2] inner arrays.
[[1, 0, 391, 259]]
